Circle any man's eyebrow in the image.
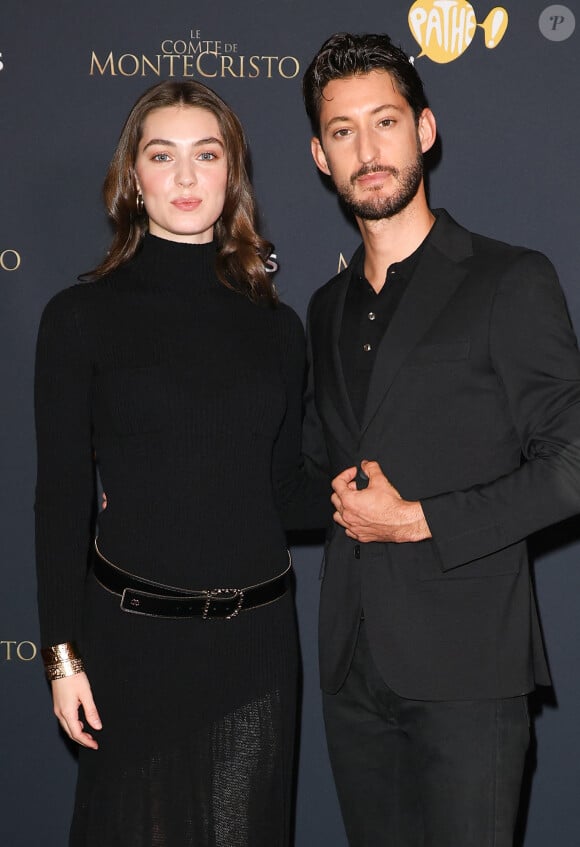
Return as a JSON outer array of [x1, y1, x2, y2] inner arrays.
[[142, 136, 224, 151], [325, 103, 404, 130]]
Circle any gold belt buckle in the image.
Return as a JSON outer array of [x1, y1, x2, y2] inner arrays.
[[202, 588, 244, 620]]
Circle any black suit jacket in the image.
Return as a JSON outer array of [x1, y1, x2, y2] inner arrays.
[[304, 210, 580, 700]]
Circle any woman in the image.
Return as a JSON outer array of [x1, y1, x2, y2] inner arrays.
[[35, 80, 326, 846]]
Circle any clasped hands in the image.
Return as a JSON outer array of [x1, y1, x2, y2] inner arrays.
[[331, 460, 431, 543]]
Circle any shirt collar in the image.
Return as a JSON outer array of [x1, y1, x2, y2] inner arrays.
[[351, 223, 434, 291]]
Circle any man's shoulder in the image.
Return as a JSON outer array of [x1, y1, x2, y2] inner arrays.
[[308, 243, 363, 313], [438, 209, 548, 266], [431, 210, 557, 292], [470, 230, 534, 262], [469, 232, 558, 292], [309, 269, 345, 306]]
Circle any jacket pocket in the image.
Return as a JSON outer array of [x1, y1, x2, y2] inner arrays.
[[417, 540, 523, 581]]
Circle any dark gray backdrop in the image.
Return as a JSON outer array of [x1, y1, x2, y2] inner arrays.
[[1, 1, 579, 844]]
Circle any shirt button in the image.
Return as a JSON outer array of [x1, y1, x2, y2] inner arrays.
[[363, 343, 372, 352], [368, 311, 376, 321], [354, 544, 361, 559]]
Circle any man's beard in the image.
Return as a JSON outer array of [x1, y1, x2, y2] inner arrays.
[[336, 148, 423, 221]]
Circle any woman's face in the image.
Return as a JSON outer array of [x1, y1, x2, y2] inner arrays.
[[134, 105, 228, 243]]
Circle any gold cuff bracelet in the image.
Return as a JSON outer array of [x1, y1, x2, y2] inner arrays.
[[41, 642, 85, 681]]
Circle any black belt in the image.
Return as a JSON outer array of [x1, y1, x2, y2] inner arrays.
[[91, 541, 291, 620]]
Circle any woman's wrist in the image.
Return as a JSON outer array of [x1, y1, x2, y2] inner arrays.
[[41, 642, 85, 681]]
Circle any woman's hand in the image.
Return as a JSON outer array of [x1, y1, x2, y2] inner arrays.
[[51, 672, 102, 749]]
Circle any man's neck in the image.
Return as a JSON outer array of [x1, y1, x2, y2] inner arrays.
[[357, 197, 435, 293]]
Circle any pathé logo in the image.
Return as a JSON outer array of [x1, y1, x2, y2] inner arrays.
[[408, 1, 508, 63]]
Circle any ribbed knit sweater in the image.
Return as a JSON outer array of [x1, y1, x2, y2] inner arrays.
[[34, 234, 326, 648]]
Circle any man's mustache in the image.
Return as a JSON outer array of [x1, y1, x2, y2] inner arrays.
[[351, 164, 398, 185]]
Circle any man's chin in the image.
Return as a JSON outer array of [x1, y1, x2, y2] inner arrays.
[[340, 196, 403, 221]]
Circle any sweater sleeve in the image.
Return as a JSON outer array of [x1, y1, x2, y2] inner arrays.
[[270, 304, 333, 531], [34, 288, 96, 647]]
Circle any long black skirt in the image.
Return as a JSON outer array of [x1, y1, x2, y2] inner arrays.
[[69, 571, 299, 847]]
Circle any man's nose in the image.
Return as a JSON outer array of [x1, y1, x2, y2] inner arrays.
[[357, 129, 379, 164]]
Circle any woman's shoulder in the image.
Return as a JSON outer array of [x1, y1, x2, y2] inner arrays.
[[268, 299, 305, 339], [38, 269, 131, 349], [261, 300, 306, 368], [270, 299, 304, 329], [40, 266, 130, 318], [39, 282, 92, 325]]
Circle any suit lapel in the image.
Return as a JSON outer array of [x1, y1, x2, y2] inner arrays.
[[359, 211, 473, 436]]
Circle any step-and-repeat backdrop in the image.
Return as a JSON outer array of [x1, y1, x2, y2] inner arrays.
[[1, 2, 579, 844]]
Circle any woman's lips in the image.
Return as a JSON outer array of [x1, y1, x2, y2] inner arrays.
[[171, 198, 202, 210]]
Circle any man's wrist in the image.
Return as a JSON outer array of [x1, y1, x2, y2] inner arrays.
[[399, 500, 431, 542]]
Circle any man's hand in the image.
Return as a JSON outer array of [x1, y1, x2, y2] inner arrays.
[[331, 460, 432, 543]]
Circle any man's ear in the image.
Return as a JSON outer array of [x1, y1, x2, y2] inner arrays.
[[311, 137, 331, 176], [417, 108, 437, 154]]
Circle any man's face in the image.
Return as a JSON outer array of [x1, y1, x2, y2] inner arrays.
[[311, 70, 435, 221]]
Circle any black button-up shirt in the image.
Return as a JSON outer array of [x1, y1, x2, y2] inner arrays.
[[339, 242, 425, 425]]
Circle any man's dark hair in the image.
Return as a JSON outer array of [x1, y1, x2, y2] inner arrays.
[[302, 32, 428, 135]]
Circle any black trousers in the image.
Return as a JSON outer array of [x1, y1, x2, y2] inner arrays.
[[323, 623, 530, 847]]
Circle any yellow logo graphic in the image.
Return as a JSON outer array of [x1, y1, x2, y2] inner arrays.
[[409, 1, 508, 63]]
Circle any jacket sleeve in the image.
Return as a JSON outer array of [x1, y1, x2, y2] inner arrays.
[[422, 251, 580, 570]]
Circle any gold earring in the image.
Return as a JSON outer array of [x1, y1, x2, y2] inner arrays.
[[136, 192, 144, 215]]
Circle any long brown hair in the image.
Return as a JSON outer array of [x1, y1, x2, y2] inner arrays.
[[87, 80, 276, 303]]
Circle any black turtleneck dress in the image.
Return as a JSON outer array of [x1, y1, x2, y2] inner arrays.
[[34, 235, 327, 847]]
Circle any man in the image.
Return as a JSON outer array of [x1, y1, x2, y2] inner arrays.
[[301, 32, 580, 847]]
